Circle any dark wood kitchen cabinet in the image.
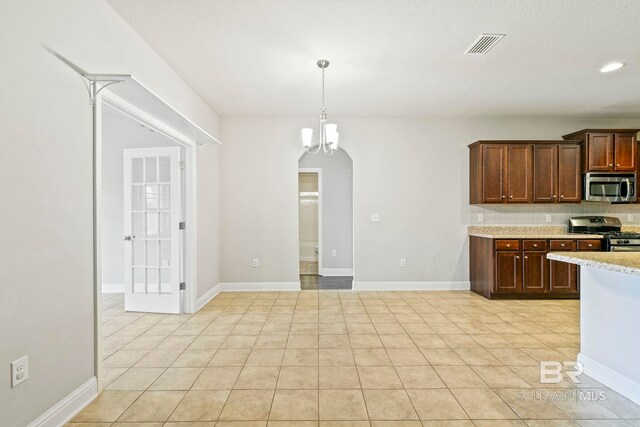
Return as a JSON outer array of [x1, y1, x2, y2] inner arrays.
[[479, 144, 507, 203], [496, 251, 522, 293], [532, 144, 581, 203], [470, 236, 601, 299], [562, 129, 639, 173], [470, 141, 581, 204], [507, 144, 533, 202]]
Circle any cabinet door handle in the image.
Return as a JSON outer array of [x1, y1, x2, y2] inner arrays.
[[516, 256, 520, 259], [533, 244, 538, 247], [506, 244, 511, 247], [588, 244, 593, 247], [617, 164, 621, 167], [502, 195, 506, 199], [561, 243, 565, 247], [609, 164, 613, 167], [524, 256, 528, 259]]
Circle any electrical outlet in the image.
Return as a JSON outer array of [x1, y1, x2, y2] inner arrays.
[[252, 258, 259, 268], [628, 214, 634, 222], [371, 213, 380, 222], [11, 355, 28, 388], [400, 258, 407, 268], [331, 249, 337, 257], [545, 214, 552, 223], [477, 214, 484, 223]]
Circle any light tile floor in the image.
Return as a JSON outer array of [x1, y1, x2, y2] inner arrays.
[[69, 291, 640, 426]]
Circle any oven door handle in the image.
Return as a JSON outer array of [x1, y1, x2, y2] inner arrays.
[[610, 245, 640, 252]]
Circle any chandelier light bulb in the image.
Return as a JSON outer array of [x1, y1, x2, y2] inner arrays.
[[330, 132, 339, 151], [301, 128, 313, 147]]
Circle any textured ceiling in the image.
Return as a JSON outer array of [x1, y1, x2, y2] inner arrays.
[[106, 0, 640, 118]]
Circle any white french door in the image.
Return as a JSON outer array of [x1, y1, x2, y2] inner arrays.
[[123, 147, 183, 314]]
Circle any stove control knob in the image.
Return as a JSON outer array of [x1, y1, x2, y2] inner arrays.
[[625, 240, 630, 244]]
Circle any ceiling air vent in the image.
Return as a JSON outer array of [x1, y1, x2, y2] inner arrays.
[[464, 33, 506, 54]]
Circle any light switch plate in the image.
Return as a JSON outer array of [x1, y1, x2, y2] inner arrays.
[[331, 249, 337, 257], [371, 213, 380, 222], [545, 214, 552, 223], [400, 258, 407, 267], [477, 214, 484, 223], [628, 214, 634, 222], [11, 355, 28, 388], [252, 258, 259, 268]]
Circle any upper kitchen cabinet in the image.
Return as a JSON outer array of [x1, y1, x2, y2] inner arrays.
[[470, 141, 581, 204], [562, 129, 640, 173]]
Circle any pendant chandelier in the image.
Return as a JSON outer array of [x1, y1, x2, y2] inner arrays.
[[301, 59, 339, 155]]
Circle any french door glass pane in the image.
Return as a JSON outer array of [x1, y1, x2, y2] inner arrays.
[[132, 185, 145, 210], [160, 240, 171, 267], [147, 268, 159, 293], [146, 213, 159, 237], [159, 213, 171, 238], [133, 240, 144, 266], [145, 157, 157, 183], [159, 185, 170, 210], [132, 213, 145, 238], [160, 269, 171, 294], [146, 241, 158, 266], [145, 185, 158, 210], [159, 156, 170, 182], [133, 268, 145, 293], [132, 158, 143, 183]]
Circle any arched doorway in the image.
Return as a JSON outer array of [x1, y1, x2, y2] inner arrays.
[[298, 147, 354, 289]]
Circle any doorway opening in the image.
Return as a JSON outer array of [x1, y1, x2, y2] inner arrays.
[[298, 148, 354, 290], [96, 100, 196, 391]]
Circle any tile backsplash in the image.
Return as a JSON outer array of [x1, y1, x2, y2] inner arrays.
[[469, 202, 640, 226]]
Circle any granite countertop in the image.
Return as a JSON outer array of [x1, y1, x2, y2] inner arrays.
[[468, 226, 603, 239], [547, 252, 640, 276]]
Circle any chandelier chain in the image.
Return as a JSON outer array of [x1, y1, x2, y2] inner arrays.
[[321, 66, 326, 112]]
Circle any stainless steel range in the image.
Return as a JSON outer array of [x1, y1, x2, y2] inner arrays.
[[569, 216, 640, 252]]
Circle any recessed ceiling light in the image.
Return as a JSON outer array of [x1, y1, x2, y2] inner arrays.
[[600, 62, 625, 73]]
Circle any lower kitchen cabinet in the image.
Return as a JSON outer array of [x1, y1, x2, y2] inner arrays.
[[470, 236, 600, 299], [549, 260, 578, 293]]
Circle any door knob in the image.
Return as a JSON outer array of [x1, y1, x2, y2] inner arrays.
[[124, 235, 134, 241]]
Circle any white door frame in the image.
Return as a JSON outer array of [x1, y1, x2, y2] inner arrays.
[[298, 168, 323, 276], [94, 90, 200, 391]]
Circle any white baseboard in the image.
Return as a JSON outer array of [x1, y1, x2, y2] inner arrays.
[[29, 376, 98, 427], [353, 281, 471, 291], [218, 282, 301, 292], [195, 283, 223, 311], [321, 268, 354, 277], [578, 352, 640, 406], [101, 283, 124, 293]]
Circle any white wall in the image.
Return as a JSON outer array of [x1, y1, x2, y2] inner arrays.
[[101, 107, 176, 288], [0, 1, 219, 425], [196, 141, 221, 298], [299, 148, 354, 270], [219, 117, 640, 285]]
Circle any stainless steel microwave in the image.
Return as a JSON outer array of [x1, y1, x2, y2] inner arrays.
[[584, 173, 636, 203]]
